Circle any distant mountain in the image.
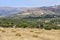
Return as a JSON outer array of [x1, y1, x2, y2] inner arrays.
[[0, 7, 24, 16], [0, 5, 60, 17], [40, 5, 60, 15]]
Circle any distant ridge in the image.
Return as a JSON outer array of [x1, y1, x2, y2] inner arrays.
[[0, 5, 60, 16]]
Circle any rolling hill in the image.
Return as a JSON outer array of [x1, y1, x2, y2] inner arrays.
[[0, 5, 60, 18]]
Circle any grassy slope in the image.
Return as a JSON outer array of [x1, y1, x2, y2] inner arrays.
[[0, 28, 60, 40]]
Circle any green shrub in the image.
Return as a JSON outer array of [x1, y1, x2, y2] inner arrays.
[[0, 24, 13, 27], [44, 26, 52, 30], [16, 23, 30, 28]]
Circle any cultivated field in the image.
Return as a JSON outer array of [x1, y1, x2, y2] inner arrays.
[[0, 28, 60, 40]]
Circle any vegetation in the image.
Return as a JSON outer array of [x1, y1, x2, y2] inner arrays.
[[0, 14, 60, 30], [0, 28, 60, 40]]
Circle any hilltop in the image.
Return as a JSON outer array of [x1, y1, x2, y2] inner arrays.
[[0, 5, 60, 17]]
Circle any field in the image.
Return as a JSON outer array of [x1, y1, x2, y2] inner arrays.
[[0, 28, 60, 40]]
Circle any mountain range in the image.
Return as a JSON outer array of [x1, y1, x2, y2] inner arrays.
[[0, 5, 60, 17]]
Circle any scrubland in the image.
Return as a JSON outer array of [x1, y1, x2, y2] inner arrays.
[[0, 28, 60, 40]]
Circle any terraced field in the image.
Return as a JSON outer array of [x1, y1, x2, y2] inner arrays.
[[0, 28, 60, 40]]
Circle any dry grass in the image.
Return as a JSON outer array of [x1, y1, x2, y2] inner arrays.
[[0, 28, 60, 40], [15, 33, 21, 36]]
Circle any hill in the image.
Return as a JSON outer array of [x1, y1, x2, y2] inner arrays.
[[0, 5, 60, 17]]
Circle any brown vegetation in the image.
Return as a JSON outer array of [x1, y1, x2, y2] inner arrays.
[[0, 28, 60, 40]]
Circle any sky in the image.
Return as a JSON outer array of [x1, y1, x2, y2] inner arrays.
[[0, 0, 60, 7]]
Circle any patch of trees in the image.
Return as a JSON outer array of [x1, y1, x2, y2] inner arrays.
[[0, 16, 60, 30]]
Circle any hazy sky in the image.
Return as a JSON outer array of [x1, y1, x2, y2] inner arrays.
[[0, 0, 60, 7]]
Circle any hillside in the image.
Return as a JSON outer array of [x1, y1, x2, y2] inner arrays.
[[0, 5, 60, 29], [0, 7, 22, 16], [0, 5, 60, 17]]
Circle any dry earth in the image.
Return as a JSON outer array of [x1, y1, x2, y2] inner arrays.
[[0, 28, 60, 40]]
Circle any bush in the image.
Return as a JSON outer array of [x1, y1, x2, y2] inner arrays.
[[0, 24, 13, 27], [44, 26, 52, 30], [52, 26, 60, 29], [16, 23, 30, 28]]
